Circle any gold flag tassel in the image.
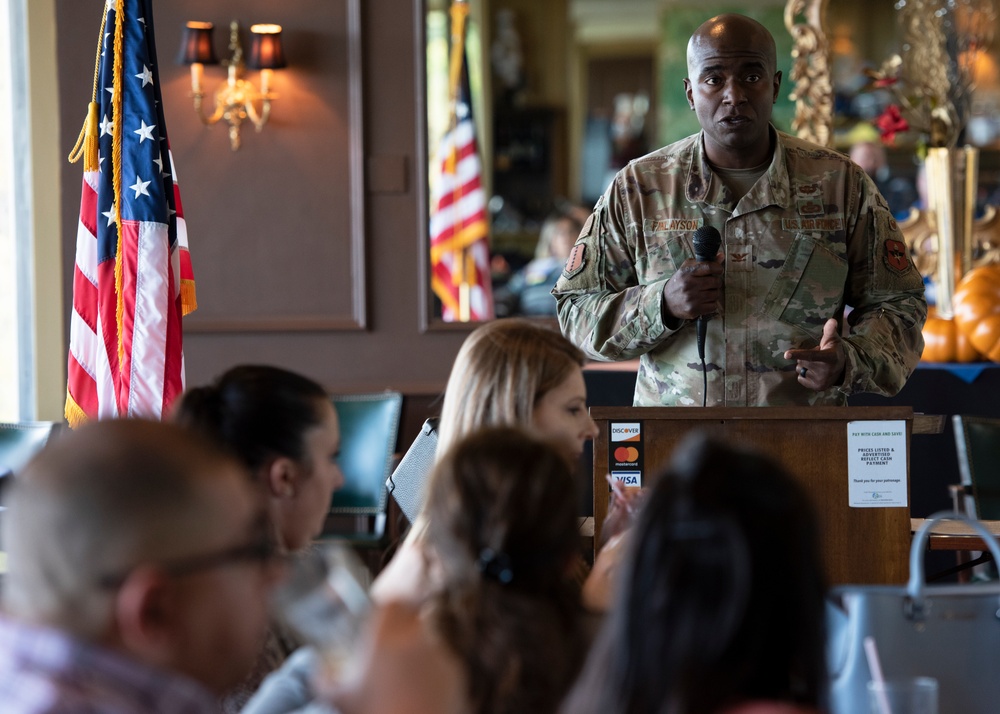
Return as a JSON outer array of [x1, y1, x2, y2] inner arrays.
[[65, 4, 110, 428], [64, 391, 89, 430], [67, 9, 108, 168]]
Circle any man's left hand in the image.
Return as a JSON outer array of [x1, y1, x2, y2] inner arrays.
[[783, 318, 846, 391]]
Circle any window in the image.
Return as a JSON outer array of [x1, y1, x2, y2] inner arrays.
[[0, 0, 20, 420], [1, 0, 63, 422]]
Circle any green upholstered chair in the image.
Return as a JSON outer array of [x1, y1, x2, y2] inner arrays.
[[322, 392, 403, 546], [953, 415, 1000, 521], [0, 421, 59, 479]]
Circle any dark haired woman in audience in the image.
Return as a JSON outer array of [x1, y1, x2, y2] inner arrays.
[[331, 427, 589, 714], [172, 364, 344, 711], [173, 364, 343, 553], [562, 432, 826, 714]]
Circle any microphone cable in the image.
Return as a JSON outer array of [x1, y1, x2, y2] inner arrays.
[[691, 226, 722, 408]]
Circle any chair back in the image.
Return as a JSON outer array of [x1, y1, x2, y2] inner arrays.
[[0, 421, 59, 479], [953, 415, 1000, 520], [325, 392, 403, 543]]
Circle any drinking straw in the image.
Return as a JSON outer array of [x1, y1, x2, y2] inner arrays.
[[606, 473, 637, 514], [864, 635, 893, 714], [606, 472, 626, 501]]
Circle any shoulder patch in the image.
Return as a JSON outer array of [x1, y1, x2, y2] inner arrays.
[[884, 238, 910, 273], [562, 244, 586, 279], [872, 207, 923, 295]]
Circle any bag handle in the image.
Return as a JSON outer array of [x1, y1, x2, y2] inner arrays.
[[907, 510, 1000, 610]]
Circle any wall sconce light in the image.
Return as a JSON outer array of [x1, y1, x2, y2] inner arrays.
[[178, 20, 287, 151]]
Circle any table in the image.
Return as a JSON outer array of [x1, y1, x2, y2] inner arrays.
[[911, 517, 999, 582], [911, 517, 1000, 551]]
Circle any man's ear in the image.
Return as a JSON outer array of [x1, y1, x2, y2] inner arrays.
[[113, 565, 176, 665], [683, 78, 694, 110], [773, 70, 782, 104], [265, 456, 300, 499]]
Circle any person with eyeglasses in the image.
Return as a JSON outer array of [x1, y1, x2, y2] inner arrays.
[[0, 419, 285, 714]]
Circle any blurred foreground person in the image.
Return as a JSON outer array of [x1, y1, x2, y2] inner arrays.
[[563, 432, 826, 714], [0, 419, 283, 713], [332, 427, 589, 714]]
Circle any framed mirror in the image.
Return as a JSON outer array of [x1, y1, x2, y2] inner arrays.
[[419, 0, 1000, 329]]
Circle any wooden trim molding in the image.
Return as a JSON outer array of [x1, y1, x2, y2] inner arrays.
[[186, 0, 366, 334], [415, 0, 432, 333]]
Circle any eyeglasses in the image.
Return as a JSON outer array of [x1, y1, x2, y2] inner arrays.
[[97, 528, 283, 590]]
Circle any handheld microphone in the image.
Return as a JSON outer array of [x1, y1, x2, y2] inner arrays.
[[691, 226, 722, 361]]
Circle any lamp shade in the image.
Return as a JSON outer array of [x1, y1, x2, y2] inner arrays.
[[248, 25, 287, 70], [178, 21, 218, 65]]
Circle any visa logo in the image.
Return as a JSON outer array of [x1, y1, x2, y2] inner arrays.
[[612, 471, 641, 487]]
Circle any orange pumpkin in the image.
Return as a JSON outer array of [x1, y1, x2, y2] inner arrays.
[[921, 309, 982, 362], [954, 264, 1000, 362]]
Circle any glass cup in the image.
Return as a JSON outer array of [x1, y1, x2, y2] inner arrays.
[[868, 677, 939, 714], [271, 541, 371, 680]]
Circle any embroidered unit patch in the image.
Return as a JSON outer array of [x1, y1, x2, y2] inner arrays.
[[884, 239, 909, 273]]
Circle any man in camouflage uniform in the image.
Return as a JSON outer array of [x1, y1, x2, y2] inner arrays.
[[553, 13, 926, 407]]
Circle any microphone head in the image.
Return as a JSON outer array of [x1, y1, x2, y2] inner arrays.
[[692, 225, 722, 262]]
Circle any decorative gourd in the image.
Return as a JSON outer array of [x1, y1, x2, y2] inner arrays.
[[921, 309, 982, 363], [954, 264, 1000, 362]]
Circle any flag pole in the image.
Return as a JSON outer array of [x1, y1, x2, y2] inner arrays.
[[448, 0, 472, 322]]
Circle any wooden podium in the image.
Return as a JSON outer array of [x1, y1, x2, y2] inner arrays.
[[591, 405, 914, 585]]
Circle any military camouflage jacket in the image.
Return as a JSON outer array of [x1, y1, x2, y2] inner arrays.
[[553, 129, 926, 406]]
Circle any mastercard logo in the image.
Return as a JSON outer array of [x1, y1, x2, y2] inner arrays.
[[614, 446, 639, 463]]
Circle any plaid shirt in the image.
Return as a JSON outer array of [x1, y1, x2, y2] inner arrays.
[[0, 614, 218, 714]]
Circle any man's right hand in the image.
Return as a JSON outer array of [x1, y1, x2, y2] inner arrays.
[[662, 257, 723, 320]]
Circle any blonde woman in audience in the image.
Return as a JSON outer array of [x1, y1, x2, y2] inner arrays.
[[173, 364, 344, 711], [371, 317, 599, 602], [563, 432, 827, 714], [332, 427, 589, 714]]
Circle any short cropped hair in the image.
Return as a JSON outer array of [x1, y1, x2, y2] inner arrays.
[[2, 419, 245, 639]]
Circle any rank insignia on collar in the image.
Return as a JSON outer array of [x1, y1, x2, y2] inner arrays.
[[885, 239, 910, 273]]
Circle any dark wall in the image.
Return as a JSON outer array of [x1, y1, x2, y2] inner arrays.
[[56, 0, 468, 421]]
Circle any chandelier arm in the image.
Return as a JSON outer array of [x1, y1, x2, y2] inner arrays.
[[246, 96, 271, 131], [192, 91, 226, 126]]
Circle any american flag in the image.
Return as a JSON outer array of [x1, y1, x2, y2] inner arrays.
[[66, 0, 195, 426], [429, 0, 493, 322]]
